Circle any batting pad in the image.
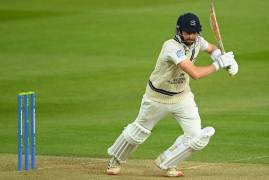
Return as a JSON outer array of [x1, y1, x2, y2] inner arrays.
[[155, 135, 193, 170], [155, 127, 215, 169], [108, 122, 151, 162]]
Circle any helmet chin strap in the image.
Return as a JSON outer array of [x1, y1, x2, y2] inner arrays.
[[174, 34, 183, 43]]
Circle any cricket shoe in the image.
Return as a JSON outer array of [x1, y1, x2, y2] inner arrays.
[[106, 157, 121, 175], [166, 167, 184, 177]]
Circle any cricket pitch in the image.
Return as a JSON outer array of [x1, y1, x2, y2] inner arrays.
[[0, 154, 268, 180]]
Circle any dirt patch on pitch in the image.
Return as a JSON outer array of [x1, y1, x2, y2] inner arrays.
[[0, 154, 268, 180]]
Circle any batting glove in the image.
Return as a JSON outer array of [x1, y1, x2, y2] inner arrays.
[[213, 51, 235, 70], [228, 60, 239, 76]]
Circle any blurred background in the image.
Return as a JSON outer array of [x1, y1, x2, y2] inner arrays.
[[0, 0, 268, 164]]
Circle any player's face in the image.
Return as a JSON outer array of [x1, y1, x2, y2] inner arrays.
[[181, 31, 198, 46]]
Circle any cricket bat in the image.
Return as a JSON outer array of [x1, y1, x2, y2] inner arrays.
[[210, 2, 235, 77]]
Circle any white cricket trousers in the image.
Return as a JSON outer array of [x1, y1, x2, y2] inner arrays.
[[135, 92, 201, 137]]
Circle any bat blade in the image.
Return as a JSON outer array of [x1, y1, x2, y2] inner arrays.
[[210, 2, 225, 54]]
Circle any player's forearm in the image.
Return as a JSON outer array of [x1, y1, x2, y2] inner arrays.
[[206, 43, 218, 54], [190, 64, 217, 80], [178, 60, 217, 80]]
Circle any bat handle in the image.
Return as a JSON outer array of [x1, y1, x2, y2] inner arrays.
[[219, 40, 225, 54]]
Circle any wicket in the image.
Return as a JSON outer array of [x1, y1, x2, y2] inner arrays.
[[18, 92, 36, 171]]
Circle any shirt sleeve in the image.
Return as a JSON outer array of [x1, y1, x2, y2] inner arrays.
[[164, 43, 187, 65], [199, 36, 209, 51]]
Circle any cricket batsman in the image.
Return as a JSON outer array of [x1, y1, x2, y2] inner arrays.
[[106, 12, 238, 177]]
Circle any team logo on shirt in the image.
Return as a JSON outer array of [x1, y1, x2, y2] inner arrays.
[[168, 73, 186, 84], [176, 50, 185, 58]]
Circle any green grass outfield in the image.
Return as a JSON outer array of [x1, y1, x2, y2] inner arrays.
[[0, 0, 268, 171]]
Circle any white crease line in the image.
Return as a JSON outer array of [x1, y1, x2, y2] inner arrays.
[[183, 164, 211, 170], [37, 165, 76, 170]]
